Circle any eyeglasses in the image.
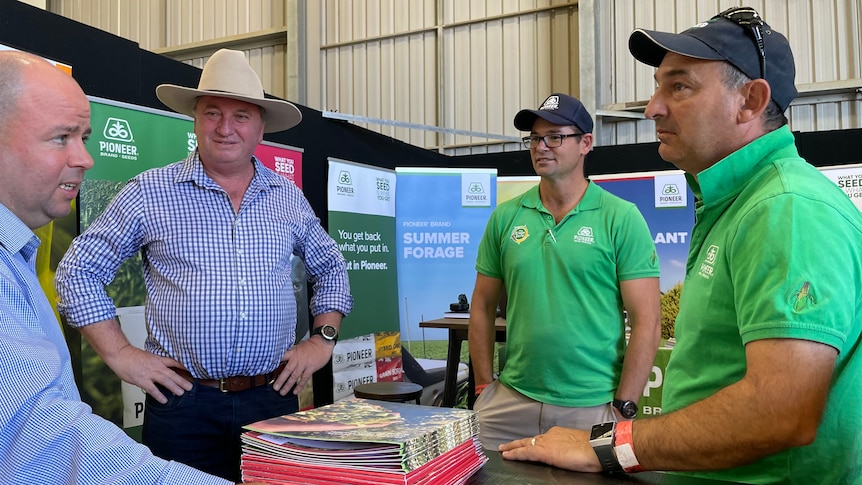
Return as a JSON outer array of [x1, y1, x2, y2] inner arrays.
[[522, 133, 583, 149], [716, 6, 767, 80]]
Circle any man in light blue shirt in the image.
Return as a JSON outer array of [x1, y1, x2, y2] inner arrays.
[[0, 50, 245, 485], [56, 49, 353, 481]]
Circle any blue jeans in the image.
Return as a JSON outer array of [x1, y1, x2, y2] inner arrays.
[[143, 381, 299, 481]]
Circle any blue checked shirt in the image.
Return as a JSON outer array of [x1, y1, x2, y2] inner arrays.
[[0, 203, 230, 484], [56, 153, 352, 379]]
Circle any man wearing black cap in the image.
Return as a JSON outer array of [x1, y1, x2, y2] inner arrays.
[[468, 93, 661, 450], [499, 8, 862, 483]]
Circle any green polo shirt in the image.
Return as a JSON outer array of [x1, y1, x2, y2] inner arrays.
[[476, 182, 659, 407], [666, 126, 862, 483]]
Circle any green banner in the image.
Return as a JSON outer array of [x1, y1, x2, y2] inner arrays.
[[82, 98, 195, 308], [87, 97, 194, 183], [327, 159, 399, 339], [328, 212, 399, 339], [76, 98, 195, 434], [637, 347, 672, 418]]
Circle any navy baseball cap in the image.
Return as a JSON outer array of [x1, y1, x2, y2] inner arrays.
[[514, 93, 594, 134], [628, 7, 797, 111]]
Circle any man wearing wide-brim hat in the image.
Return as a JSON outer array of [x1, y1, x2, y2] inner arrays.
[[56, 48, 354, 481]]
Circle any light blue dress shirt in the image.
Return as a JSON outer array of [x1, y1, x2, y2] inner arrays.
[[0, 202, 231, 484]]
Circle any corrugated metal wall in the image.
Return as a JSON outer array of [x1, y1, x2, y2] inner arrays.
[[49, 0, 297, 103], [46, 0, 862, 154], [50, 0, 165, 55], [598, 0, 862, 147], [313, 0, 581, 155]]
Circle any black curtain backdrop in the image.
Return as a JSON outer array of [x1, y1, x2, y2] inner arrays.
[[455, 130, 862, 178]]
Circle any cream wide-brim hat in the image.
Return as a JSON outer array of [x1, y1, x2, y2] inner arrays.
[[155, 48, 302, 133]]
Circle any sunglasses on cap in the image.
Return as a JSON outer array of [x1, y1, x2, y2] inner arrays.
[[715, 6, 767, 80]]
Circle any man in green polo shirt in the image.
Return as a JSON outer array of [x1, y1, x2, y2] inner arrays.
[[469, 93, 661, 450], [498, 7, 862, 483]]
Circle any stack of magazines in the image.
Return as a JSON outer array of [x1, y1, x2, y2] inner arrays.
[[240, 397, 487, 484]]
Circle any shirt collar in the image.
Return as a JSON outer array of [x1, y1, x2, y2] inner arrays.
[[521, 180, 602, 213], [174, 149, 289, 191], [0, 202, 39, 261], [690, 125, 798, 205]]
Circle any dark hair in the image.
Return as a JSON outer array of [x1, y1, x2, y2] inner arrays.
[[720, 62, 787, 131]]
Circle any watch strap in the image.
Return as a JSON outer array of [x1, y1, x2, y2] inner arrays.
[[590, 423, 624, 473]]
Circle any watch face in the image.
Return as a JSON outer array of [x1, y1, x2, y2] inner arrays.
[[620, 401, 637, 418], [590, 422, 615, 440], [613, 399, 638, 418], [321, 325, 338, 340]]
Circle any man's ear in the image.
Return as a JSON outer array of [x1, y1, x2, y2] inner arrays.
[[738, 78, 771, 123], [581, 132, 594, 153]]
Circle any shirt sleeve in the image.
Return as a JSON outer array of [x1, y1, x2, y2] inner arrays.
[[730, 194, 854, 350], [290, 191, 354, 317], [0, 289, 230, 484], [614, 204, 661, 281], [55, 180, 146, 327], [475, 206, 506, 279]]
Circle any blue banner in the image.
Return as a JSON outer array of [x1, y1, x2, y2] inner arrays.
[[395, 168, 496, 341], [593, 172, 695, 292]]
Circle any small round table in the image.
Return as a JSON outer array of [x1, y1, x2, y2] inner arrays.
[[353, 382, 423, 404]]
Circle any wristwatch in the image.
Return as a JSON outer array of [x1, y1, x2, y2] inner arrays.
[[589, 422, 623, 473], [311, 324, 339, 344], [613, 398, 638, 419]]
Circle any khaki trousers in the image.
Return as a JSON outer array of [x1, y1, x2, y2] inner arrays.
[[474, 380, 616, 450]]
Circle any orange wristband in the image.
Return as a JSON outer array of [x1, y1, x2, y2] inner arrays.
[[474, 383, 490, 396], [613, 420, 644, 473]]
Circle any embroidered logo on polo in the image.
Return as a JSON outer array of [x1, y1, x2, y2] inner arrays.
[[510, 225, 529, 244], [791, 282, 816, 312], [698, 244, 719, 279], [573, 226, 594, 245]]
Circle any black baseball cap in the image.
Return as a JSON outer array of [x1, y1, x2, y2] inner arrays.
[[628, 7, 797, 111], [513, 93, 594, 134]]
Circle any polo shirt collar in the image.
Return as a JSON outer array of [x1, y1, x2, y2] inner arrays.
[[688, 125, 798, 205], [521, 180, 601, 214]]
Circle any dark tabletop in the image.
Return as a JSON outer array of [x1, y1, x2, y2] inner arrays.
[[467, 451, 738, 485]]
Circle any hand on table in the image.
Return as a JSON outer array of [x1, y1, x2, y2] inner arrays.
[[498, 426, 603, 473]]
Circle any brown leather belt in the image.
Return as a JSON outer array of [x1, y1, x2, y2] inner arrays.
[[172, 361, 287, 393]]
